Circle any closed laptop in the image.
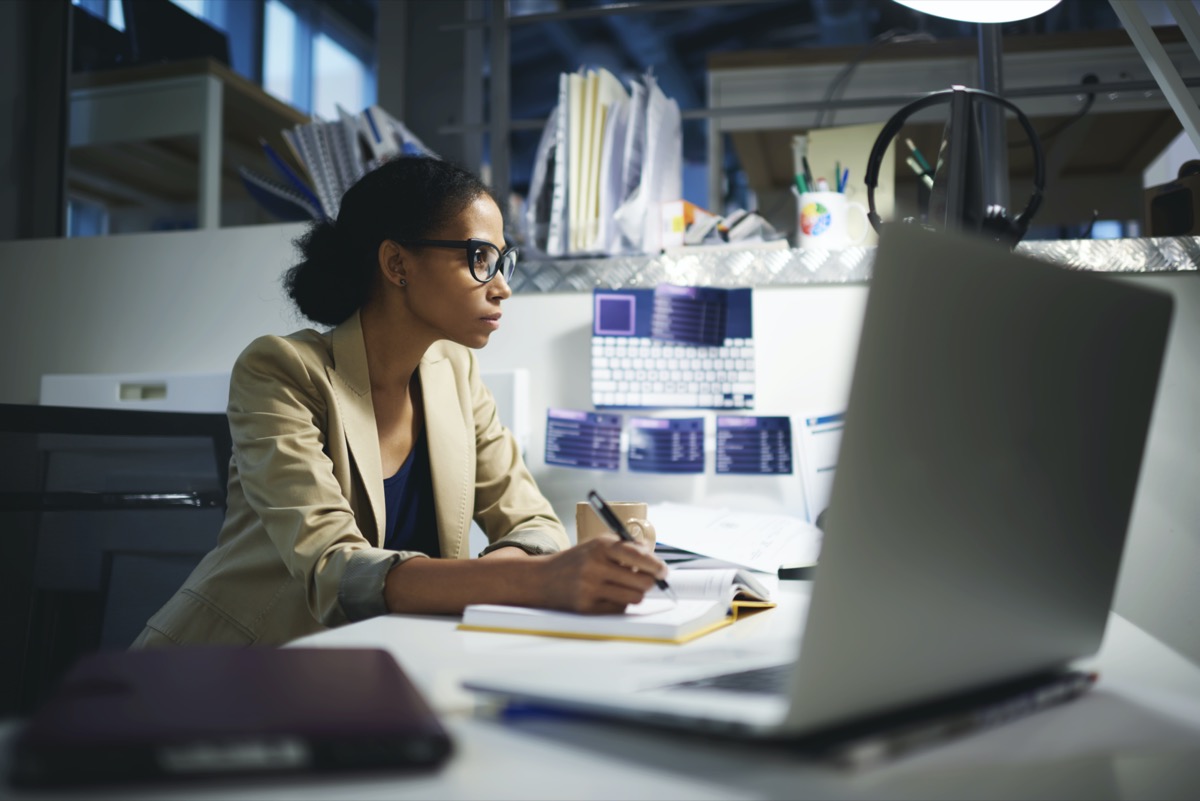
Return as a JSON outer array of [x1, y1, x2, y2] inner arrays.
[[12, 646, 452, 786]]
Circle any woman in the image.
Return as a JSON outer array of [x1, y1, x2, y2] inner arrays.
[[134, 156, 666, 647]]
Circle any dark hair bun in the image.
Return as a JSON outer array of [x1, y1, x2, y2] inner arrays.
[[282, 156, 492, 326], [284, 221, 369, 326]]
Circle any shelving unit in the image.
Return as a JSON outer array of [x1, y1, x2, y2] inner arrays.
[[418, 4, 1200, 235], [67, 58, 309, 231]]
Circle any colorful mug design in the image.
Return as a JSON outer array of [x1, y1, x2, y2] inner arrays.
[[800, 201, 833, 237]]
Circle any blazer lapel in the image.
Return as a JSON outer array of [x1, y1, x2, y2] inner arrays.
[[420, 354, 470, 559], [327, 312, 386, 546]]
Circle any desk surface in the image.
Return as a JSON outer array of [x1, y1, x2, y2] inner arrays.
[[4, 583, 1200, 800]]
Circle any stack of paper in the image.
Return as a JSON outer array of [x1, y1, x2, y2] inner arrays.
[[648, 502, 823, 574], [527, 68, 682, 257], [240, 104, 436, 222]]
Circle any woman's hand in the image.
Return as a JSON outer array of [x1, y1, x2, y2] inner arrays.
[[534, 536, 669, 614], [384, 535, 669, 616]]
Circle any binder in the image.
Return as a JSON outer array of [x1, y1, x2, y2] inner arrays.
[[294, 122, 340, 221], [331, 106, 366, 194], [258, 138, 324, 217], [546, 73, 571, 256], [238, 166, 321, 222]]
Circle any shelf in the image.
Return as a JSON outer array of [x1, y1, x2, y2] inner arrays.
[[67, 58, 310, 228], [509, 236, 1200, 294]]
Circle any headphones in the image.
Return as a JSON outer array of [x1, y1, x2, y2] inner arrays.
[[863, 86, 1045, 248]]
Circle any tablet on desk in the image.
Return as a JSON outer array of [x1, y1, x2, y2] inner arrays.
[[12, 646, 452, 787]]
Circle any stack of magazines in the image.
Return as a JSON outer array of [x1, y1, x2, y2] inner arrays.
[[240, 104, 436, 222]]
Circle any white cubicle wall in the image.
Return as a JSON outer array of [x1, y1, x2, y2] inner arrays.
[[0, 225, 1197, 666]]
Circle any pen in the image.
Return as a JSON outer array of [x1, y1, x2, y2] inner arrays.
[[905, 137, 932, 174], [801, 155, 814, 188], [586, 490, 677, 602], [905, 156, 934, 189], [839, 167, 849, 193]]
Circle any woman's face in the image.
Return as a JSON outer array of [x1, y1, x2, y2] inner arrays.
[[401, 194, 513, 349]]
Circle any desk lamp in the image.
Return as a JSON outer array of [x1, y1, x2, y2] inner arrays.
[[890, 1, 1063, 24]]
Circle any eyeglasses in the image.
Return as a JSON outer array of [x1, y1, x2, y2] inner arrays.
[[401, 239, 518, 284]]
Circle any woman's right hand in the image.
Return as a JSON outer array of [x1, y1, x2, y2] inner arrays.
[[535, 535, 669, 614]]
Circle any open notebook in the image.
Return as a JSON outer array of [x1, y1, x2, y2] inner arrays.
[[459, 568, 775, 644]]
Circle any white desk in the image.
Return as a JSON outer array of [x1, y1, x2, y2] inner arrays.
[[4, 583, 1200, 800]]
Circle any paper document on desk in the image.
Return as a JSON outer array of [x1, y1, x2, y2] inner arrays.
[[649, 502, 822, 574]]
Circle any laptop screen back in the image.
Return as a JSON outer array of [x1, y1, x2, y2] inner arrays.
[[786, 224, 1174, 731]]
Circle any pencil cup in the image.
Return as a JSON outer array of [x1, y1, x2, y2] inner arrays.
[[575, 502, 656, 547], [794, 189, 869, 250]]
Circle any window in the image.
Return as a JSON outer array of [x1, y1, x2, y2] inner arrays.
[[263, 0, 376, 118], [70, 0, 124, 29], [264, 0, 300, 105], [172, 0, 204, 18], [313, 32, 367, 119]]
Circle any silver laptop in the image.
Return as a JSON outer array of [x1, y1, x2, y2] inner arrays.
[[464, 224, 1174, 739]]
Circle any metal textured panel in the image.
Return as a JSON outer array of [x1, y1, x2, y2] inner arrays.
[[1018, 236, 1200, 273], [510, 237, 1200, 294]]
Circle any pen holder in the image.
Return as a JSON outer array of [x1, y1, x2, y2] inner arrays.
[[793, 188, 869, 250], [575, 501, 656, 547]]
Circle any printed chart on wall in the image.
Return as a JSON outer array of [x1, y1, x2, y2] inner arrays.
[[591, 286, 755, 409], [627, 416, 704, 473], [796, 412, 845, 523], [715, 416, 793, 475], [545, 409, 622, 471]]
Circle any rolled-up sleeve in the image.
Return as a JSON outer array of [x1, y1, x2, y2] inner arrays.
[[229, 336, 398, 628]]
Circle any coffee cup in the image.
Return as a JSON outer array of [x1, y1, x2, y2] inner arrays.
[[575, 501, 656, 547], [794, 189, 869, 250]]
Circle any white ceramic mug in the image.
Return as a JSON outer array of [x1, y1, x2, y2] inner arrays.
[[794, 190, 869, 250]]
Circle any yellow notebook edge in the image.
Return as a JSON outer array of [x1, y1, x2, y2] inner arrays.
[[457, 601, 777, 645]]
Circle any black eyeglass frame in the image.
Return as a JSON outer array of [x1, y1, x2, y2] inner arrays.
[[400, 238, 518, 284]]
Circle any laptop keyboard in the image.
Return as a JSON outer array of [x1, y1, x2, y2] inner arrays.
[[668, 664, 792, 696]]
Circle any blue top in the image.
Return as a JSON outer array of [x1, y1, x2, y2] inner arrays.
[[382, 429, 441, 556]]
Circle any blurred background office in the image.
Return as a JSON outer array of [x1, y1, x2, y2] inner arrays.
[[2, 0, 1200, 716], [3, 0, 1200, 241]]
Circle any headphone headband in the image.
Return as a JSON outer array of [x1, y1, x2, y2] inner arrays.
[[863, 86, 1044, 246]]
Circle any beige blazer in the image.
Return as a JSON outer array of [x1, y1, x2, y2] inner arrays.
[[135, 312, 567, 647]]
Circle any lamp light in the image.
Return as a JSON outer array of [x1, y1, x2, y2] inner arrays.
[[891, 1, 1062, 24]]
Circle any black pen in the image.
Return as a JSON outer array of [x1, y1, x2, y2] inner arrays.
[[586, 490, 678, 602]]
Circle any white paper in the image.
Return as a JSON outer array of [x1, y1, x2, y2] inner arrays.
[[586, 70, 628, 253], [566, 71, 586, 253], [613, 73, 681, 255], [795, 411, 845, 524], [648, 502, 822, 573]]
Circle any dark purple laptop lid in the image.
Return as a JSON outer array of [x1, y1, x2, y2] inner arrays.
[[13, 646, 451, 786]]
